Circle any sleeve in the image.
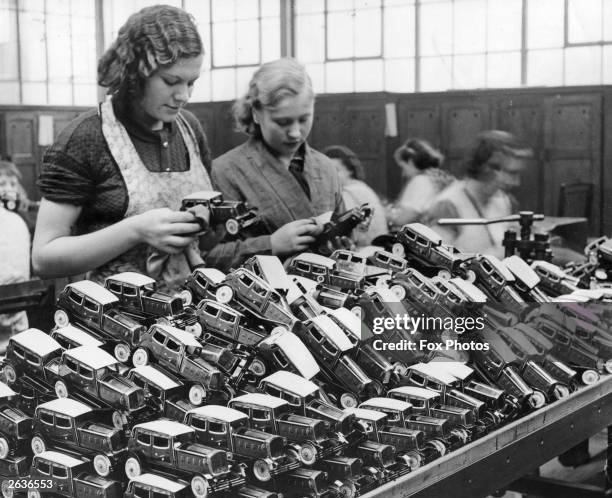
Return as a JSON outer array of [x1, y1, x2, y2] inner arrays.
[[421, 199, 461, 242], [37, 136, 97, 206], [201, 157, 273, 272]]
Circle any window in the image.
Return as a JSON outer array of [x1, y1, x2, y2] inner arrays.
[[285, 393, 301, 406], [54, 336, 73, 350], [152, 330, 166, 345], [124, 285, 138, 297], [83, 298, 99, 313], [220, 311, 236, 323], [153, 436, 169, 448], [131, 376, 145, 388], [190, 417, 207, 431], [149, 385, 161, 398], [209, 421, 226, 434], [264, 386, 282, 398], [40, 412, 54, 425], [12, 344, 25, 359], [252, 408, 270, 421], [79, 365, 94, 380], [36, 461, 50, 475], [55, 415, 72, 429], [25, 351, 40, 366], [65, 358, 78, 372], [273, 351, 289, 368], [309, 326, 324, 343], [132, 485, 149, 498], [321, 339, 338, 357], [107, 282, 122, 294], [137, 432, 151, 445], [152, 492, 169, 498], [296, 262, 310, 272], [68, 291, 83, 306], [53, 466, 68, 479], [166, 339, 181, 353]]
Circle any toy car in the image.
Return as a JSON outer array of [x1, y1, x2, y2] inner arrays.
[[311, 204, 373, 256], [104, 272, 201, 336], [132, 323, 226, 405], [181, 267, 227, 306], [288, 253, 366, 292], [530, 260, 580, 297], [54, 281, 146, 363], [235, 484, 282, 498], [275, 467, 347, 498], [366, 249, 408, 273], [0, 454, 31, 497], [50, 346, 151, 428], [0, 382, 31, 459], [124, 473, 191, 498], [28, 450, 122, 498], [125, 420, 245, 498], [49, 324, 105, 351], [30, 398, 127, 477], [257, 328, 320, 381], [181, 190, 260, 237], [329, 249, 390, 286], [183, 405, 301, 483], [215, 268, 298, 329]]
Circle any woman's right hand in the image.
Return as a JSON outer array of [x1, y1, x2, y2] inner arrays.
[[271, 218, 322, 256], [131, 208, 202, 254]]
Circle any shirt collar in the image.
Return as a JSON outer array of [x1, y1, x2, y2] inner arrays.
[[112, 97, 178, 143]]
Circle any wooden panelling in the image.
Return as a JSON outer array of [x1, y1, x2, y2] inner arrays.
[[396, 103, 441, 149]]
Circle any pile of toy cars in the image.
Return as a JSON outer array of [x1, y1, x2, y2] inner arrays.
[[2, 222, 612, 498]]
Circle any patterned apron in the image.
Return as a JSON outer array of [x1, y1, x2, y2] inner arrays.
[[92, 97, 212, 292]]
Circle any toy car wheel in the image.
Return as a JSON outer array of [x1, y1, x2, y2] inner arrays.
[[252, 459, 272, 482], [1, 479, 14, 498], [437, 269, 452, 280], [299, 442, 317, 465], [125, 456, 142, 479], [178, 289, 193, 306], [132, 348, 149, 367], [5, 200, 16, 211], [30, 435, 46, 455], [54, 380, 69, 398], [393, 361, 408, 376], [185, 322, 203, 338], [225, 218, 240, 236], [215, 285, 234, 304], [191, 475, 209, 498], [464, 269, 477, 283], [114, 343, 131, 363], [451, 427, 470, 445], [337, 479, 357, 498], [605, 359, 612, 374], [350, 306, 362, 320], [0, 437, 9, 459], [189, 384, 207, 405], [428, 439, 447, 457], [391, 243, 406, 258], [400, 450, 423, 470], [54, 308, 70, 327], [581, 369, 599, 385], [390, 284, 406, 300], [340, 392, 359, 409], [376, 275, 391, 288], [112, 411, 127, 429], [248, 357, 267, 377], [528, 390, 546, 409], [316, 275, 325, 284], [2, 364, 16, 385], [27, 490, 41, 498], [94, 454, 112, 477]]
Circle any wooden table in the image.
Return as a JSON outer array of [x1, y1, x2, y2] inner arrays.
[[363, 376, 612, 498]]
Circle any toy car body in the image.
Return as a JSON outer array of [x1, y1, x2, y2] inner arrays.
[[124, 473, 191, 498], [54, 281, 146, 363], [366, 249, 408, 273], [49, 324, 105, 351], [311, 204, 373, 256], [125, 420, 245, 498], [257, 328, 320, 381], [126, 365, 195, 421], [228, 393, 345, 463], [216, 268, 298, 329], [51, 346, 150, 428], [9, 375, 55, 418], [28, 450, 122, 498], [0, 454, 31, 497], [330, 249, 390, 285], [182, 267, 227, 306], [243, 255, 293, 296], [388, 268, 442, 315], [31, 398, 127, 477], [276, 467, 343, 498], [0, 382, 31, 459], [316, 455, 381, 496], [183, 405, 301, 483], [1, 328, 62, 385], [258, 371, 362, 447], [104, 272, 201, 336], [181, 190, 260, 237], [298, 315, 382, 408], [132, 324, 225, 405], [288, 253, 366, 292], [290, 275, 361, 310], [530, 260, 580, 297]]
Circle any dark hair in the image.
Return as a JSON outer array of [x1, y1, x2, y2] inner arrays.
[[98, 5, 203, 102], [323, 145, 365, 181], [394, 139, 444, 171], [233, 58, 314, 137], [464, 130, 531, 179]]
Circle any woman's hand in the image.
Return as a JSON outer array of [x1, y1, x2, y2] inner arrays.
[[131, 208, 203, 254], [271, 218, 322, 256]]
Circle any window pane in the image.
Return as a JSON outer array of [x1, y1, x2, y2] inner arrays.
[[305, 63, 325, 93], [47, 15, 72, 80], [605, 1, 612, 41], [212, 21, 236, 66], [356, 0, 380, 8], [355, 59, 383, 91], [604, 46, 612, 83], [235, 0, 258, 20], [384, 5, 415, 58], [261, 0, 280, 17], [236, 66, 255, 97], [261, 17, 280, 62], [19, 10, 47, 80], [527, 48, 563, 86], [487, 51, 521, 87], [568, 0, 602, 43], [327, 11, 354, 59], [48, 83, 72, 105], [296, 14, 325, 63], [420, 2, 452, 56], [72, 17, 97, 81], [355, 9, 381, 57], [328, 0, 354, 11], [420, 56, 452, 91], [325, 61, 354, 93], [565, 46, 602, 85], [487, 0, 522, 51], [454, 54, 485, 89], [22, 82, 47, 105], [0, 7, 18, 80], [527, 0, 564, 49], [212, 0, 235, 21], [236, 19, 260, 65], [0, 82, 20, 104], [384, 0, 415, 5], [454, 0, 486, 54], [211, 68, 236, 101], [384, 58, 415, 92], [295, 0, 324, 14]]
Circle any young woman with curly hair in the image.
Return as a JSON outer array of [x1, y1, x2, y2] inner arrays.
[[33, 5, 212, 291]]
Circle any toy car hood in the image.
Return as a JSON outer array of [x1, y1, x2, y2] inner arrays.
[[428, 361, 473, 381], [193, 267, 227, 284], [404, 223, 443, 245], [324, 307, 362, 340], [447, 278, 488, 303], [503, 256, 540, 289], [292, 252, 336, 269], [130, 473, 189, 493], [67, 280, 118, 305], [344, 407, 388, 423], [478, 255, 515, 282], [388, 386, 439, 400], [53, 325, 104, 348], [262, 371, 319, 398], [37, 398, 92, 417], [130, 365, 182, 390], [134, 420, 194, 437], [308, 315, 353, 352], [36, 450, 85, 468], [107, 272, 156, 287], [259, 330, 320, 379], [359, 397, 411, 412], [187, 404, 248, 423], [63, 346, 118, 370], [231, 393, 288, 410], [12, 328, 62, 356], [408, 362, 460, 385]]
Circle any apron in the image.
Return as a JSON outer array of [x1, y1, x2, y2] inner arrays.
[[93, 97, 213, 292]]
